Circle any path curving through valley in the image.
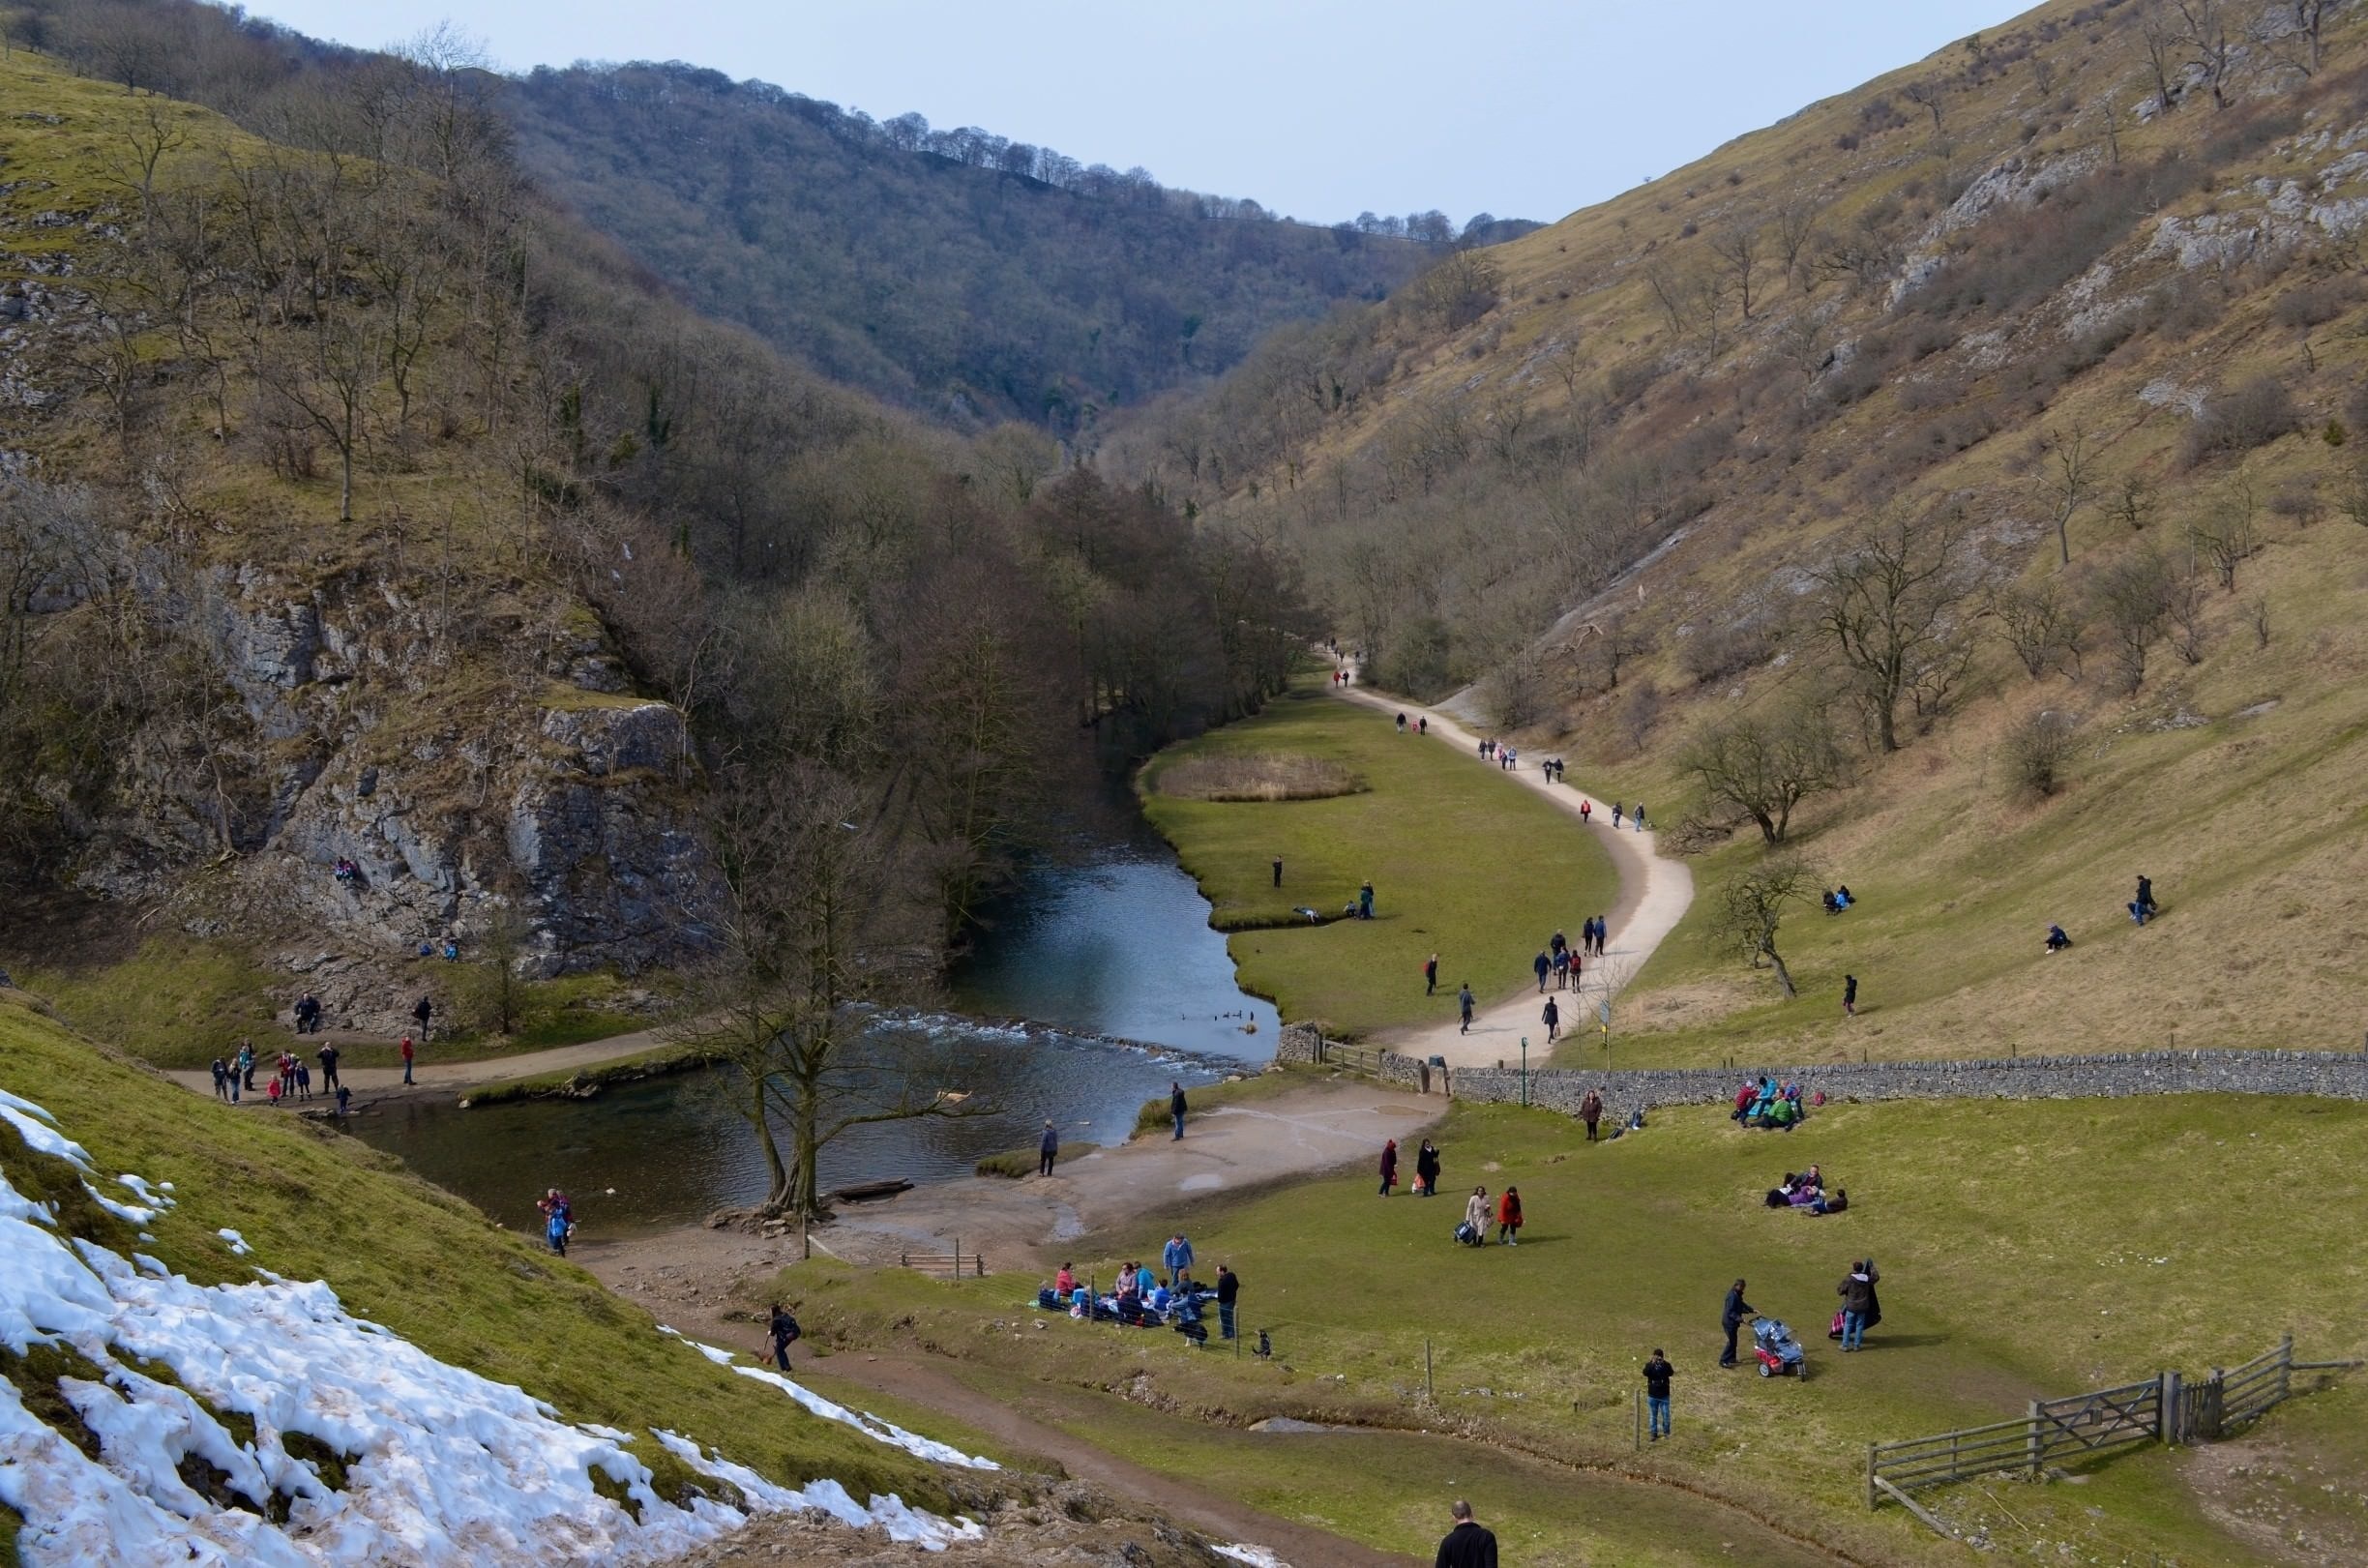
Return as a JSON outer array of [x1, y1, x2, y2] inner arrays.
[[1327, 673, 1694, 1070]]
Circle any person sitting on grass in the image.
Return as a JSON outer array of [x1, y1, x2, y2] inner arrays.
[[1810, 1187, 1849, 1215], [2046, 923, 2072, 953]]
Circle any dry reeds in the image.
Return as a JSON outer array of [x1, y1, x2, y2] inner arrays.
[[1156, 754, 1365, 803]]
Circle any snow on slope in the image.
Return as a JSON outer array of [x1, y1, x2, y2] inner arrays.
[[657, 1325, 997, 1470], [0, 1092, 983, 1565]]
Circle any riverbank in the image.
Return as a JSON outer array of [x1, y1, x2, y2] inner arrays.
[[160, 1020, 696, 1106]]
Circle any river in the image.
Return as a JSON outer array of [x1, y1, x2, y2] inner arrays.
[[351, 834, 1278, 1235]]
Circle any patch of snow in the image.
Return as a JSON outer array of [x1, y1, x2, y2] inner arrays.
[[2139, 379, 2206, 418], [651, 1431, 983, 1551], [0, 1096, 91, 1169], [1215, 1546, 1291, 1568], [657, 1324, 738, 1366], [80, 1182, 156, 1226], [216, 1228, 252, 1257], [0, 1091, 987, 1565], [117, 1175, 173, 1210]]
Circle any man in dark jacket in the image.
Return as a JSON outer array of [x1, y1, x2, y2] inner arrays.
[[1435, 1499, 1497, 1568], [1643, 1348, 1674, 1440], [767, 1304, 800, 1373], [1215, 1263, 1239, 1341], [1038, 1120, 1059, 1177], [1458, 985, 1475, 1034], [1719, 1279, 1756, 1368], [1838, 1259, 1880, 1350], [1169, 1081, 1188, 1140]]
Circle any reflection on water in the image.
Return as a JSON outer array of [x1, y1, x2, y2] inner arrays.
[[355, 839, 1277, 1236], [950, 845, 1279, 1054]]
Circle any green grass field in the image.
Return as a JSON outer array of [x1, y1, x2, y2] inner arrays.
[[0, 991, 943, 1512], [805, 1094, 2368, 1565], [1140, 681, 1617, 1037]]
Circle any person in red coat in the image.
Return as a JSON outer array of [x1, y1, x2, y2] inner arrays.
[[1495, 1186, 1523, 1245], [1377, 1139, 1398, 1197]]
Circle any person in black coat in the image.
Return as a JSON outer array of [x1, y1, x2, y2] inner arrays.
[[1719, 1279, 1756, 1368], [1414, 1139, 1441, 1198], [1435, 1500, 1497, 1568]]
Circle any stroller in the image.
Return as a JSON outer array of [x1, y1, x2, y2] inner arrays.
[[1751, 1317, 1807, 1379]]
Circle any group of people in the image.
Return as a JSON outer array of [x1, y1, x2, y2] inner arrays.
[[1393, 711, 1429, 735], [1456, 1183, 1522, 1246], [208, 1041, 350, 1116], [2048, 874, 2164, 954], [1763, 1164, 1848, 1215], [1732, 1076, 1810, 1130], [1377, 1137, 1444, 1197], [1819, 884, 1855, 915], [1042, 1239, 1242, 1343], [332, 857, 361, 884]]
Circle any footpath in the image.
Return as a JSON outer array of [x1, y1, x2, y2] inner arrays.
[[163, 1022, 678, 1103], [1329, 674, 1695, 1070]]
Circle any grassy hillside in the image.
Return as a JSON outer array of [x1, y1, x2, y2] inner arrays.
[[505, 62, 1429, 433], [1140, 680, 1617, 1037], [0, 987, 943, 1511], [1115, 0, 2368, 1066], [810, 1094, 2368, 1565]]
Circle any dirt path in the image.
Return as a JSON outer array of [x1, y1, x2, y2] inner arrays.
[[816, 1353, 1415, 1567], [162, 1023, 674, 1103], [1329, 674, 1694, 1070]]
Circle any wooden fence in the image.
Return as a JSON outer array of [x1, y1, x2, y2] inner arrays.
[[1870, 1337, 2356, 1511], [899, 1242, 988, 1278], [1316, 1040, 1387, 1075]]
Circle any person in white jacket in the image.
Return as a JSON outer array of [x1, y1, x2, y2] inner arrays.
[[1463, 1187, 1492, 1246]]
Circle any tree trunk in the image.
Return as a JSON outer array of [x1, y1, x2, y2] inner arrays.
[[1763, 943, 1797, 998], [1754, 809, 1780, 846], [754, 1078, 792, 1214]]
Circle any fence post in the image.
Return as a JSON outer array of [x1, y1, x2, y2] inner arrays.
[[2162, 1370, 2181, 1444], [2278, 1335, 2294, 1405], [1866, 1442, 1878, 1509], [2027, 1401, 2044, 1479], [1425, 1339, 1434, 1404], [1634, 1389, 1642, 1452]]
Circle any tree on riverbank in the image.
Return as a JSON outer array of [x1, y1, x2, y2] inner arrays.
[[682, 761, 988, 1235]]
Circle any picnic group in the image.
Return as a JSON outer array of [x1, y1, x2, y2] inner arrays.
[[1036, 1233, 1246, 1348]]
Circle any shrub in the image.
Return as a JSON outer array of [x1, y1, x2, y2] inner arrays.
[[1680, 615, 1783, 686], [2002, 710, 2079, 797], [2182, 377, 2296, 468], [2270, 280, 2353, 330], [1156, 754, 1365, 802]]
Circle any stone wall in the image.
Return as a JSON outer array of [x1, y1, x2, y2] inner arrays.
[[1292, 1030, 2368, 1114]]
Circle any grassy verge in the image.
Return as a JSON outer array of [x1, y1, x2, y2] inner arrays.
[[460, 1040, 714, 1106], [974, 1141, 1100, 1178], [0, 989, 945, 1510], [1140, 680, 1616, 1037], [1131, 1068, 1320, 1138], [802, 1093, 2368, 1564]]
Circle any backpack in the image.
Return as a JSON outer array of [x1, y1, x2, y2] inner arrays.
[[1454, 1221, 1478, 1245]]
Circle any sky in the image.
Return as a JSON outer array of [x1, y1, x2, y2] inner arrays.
[[252, 0, 2027, 224]]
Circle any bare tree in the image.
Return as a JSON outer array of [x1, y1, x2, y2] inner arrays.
[[1814, 509, 1967, 752], [2110, 473, 2157, 533], [1989, 580, 2085, 680], [2040, 427, 2093, 566], [1679, 700, 1849, 845], [2165, 568, 2211, 664], [1709, 223, 1763, 321], [2089, 548, 2174, 695], [2139, 1, 2182, 113], [2176, 0, 2239, 109], [1902, 79, 1946, 136], [2189, 480, 2259, 590], [1773, 197, 1821, 287], [676, 763, 985, 1230], [2338, 455, 2368, 530], [2260, 1, 2335, 77], [1707, 856, 1822, 998]]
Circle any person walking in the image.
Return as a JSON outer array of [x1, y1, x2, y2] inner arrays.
[[1435, 1499, 1498, 1568], [1215, 1263, 1239, 1341], [1415, 1139, 1441, 1198], [1550, 946, 1569, 991], [1462, 1186, 1491, 1246], [1378, 1139, 1399, 1197], [1495, 1186, 1523, 1245], [1533, 950, 1552, 993], [1418, 716, 1428, 735], [1580, 798, 1592, 825], [1719, 1279, 1756, 1368], [238, 1041, 256, 1093], [1358, 880, 1376, 919], [767, 1304, 802, 1373], [294, 1061, 311, 1101], [1838, 1258, 1880, 1351], [1643, 1349, 1675, 1441], [400, 1035, 416, 1086], [1843, 974, 1858, 1019], [210, 1057, 230, 1101], [1164, 1232, 1195, 1285], [2131, 874, 2155, 926], [1272, 855, 1284, 889], [1458, 984, 1475, 1034], [1595, 915, 1611, 957], [1634, 804, 1647, 832], [316, 1042, 340, 1092], [1611, 803, 1623, 829], [1038, 1119, 1060, 1177], [334, 1084, 350, 1118], [1542, 995, 1560, 1044], [1424, 953, 1438, 995], [1580, 1086, 1603, 1141], [1169, 1081, 1188, 1139], [412, 994, 433, 1043]]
